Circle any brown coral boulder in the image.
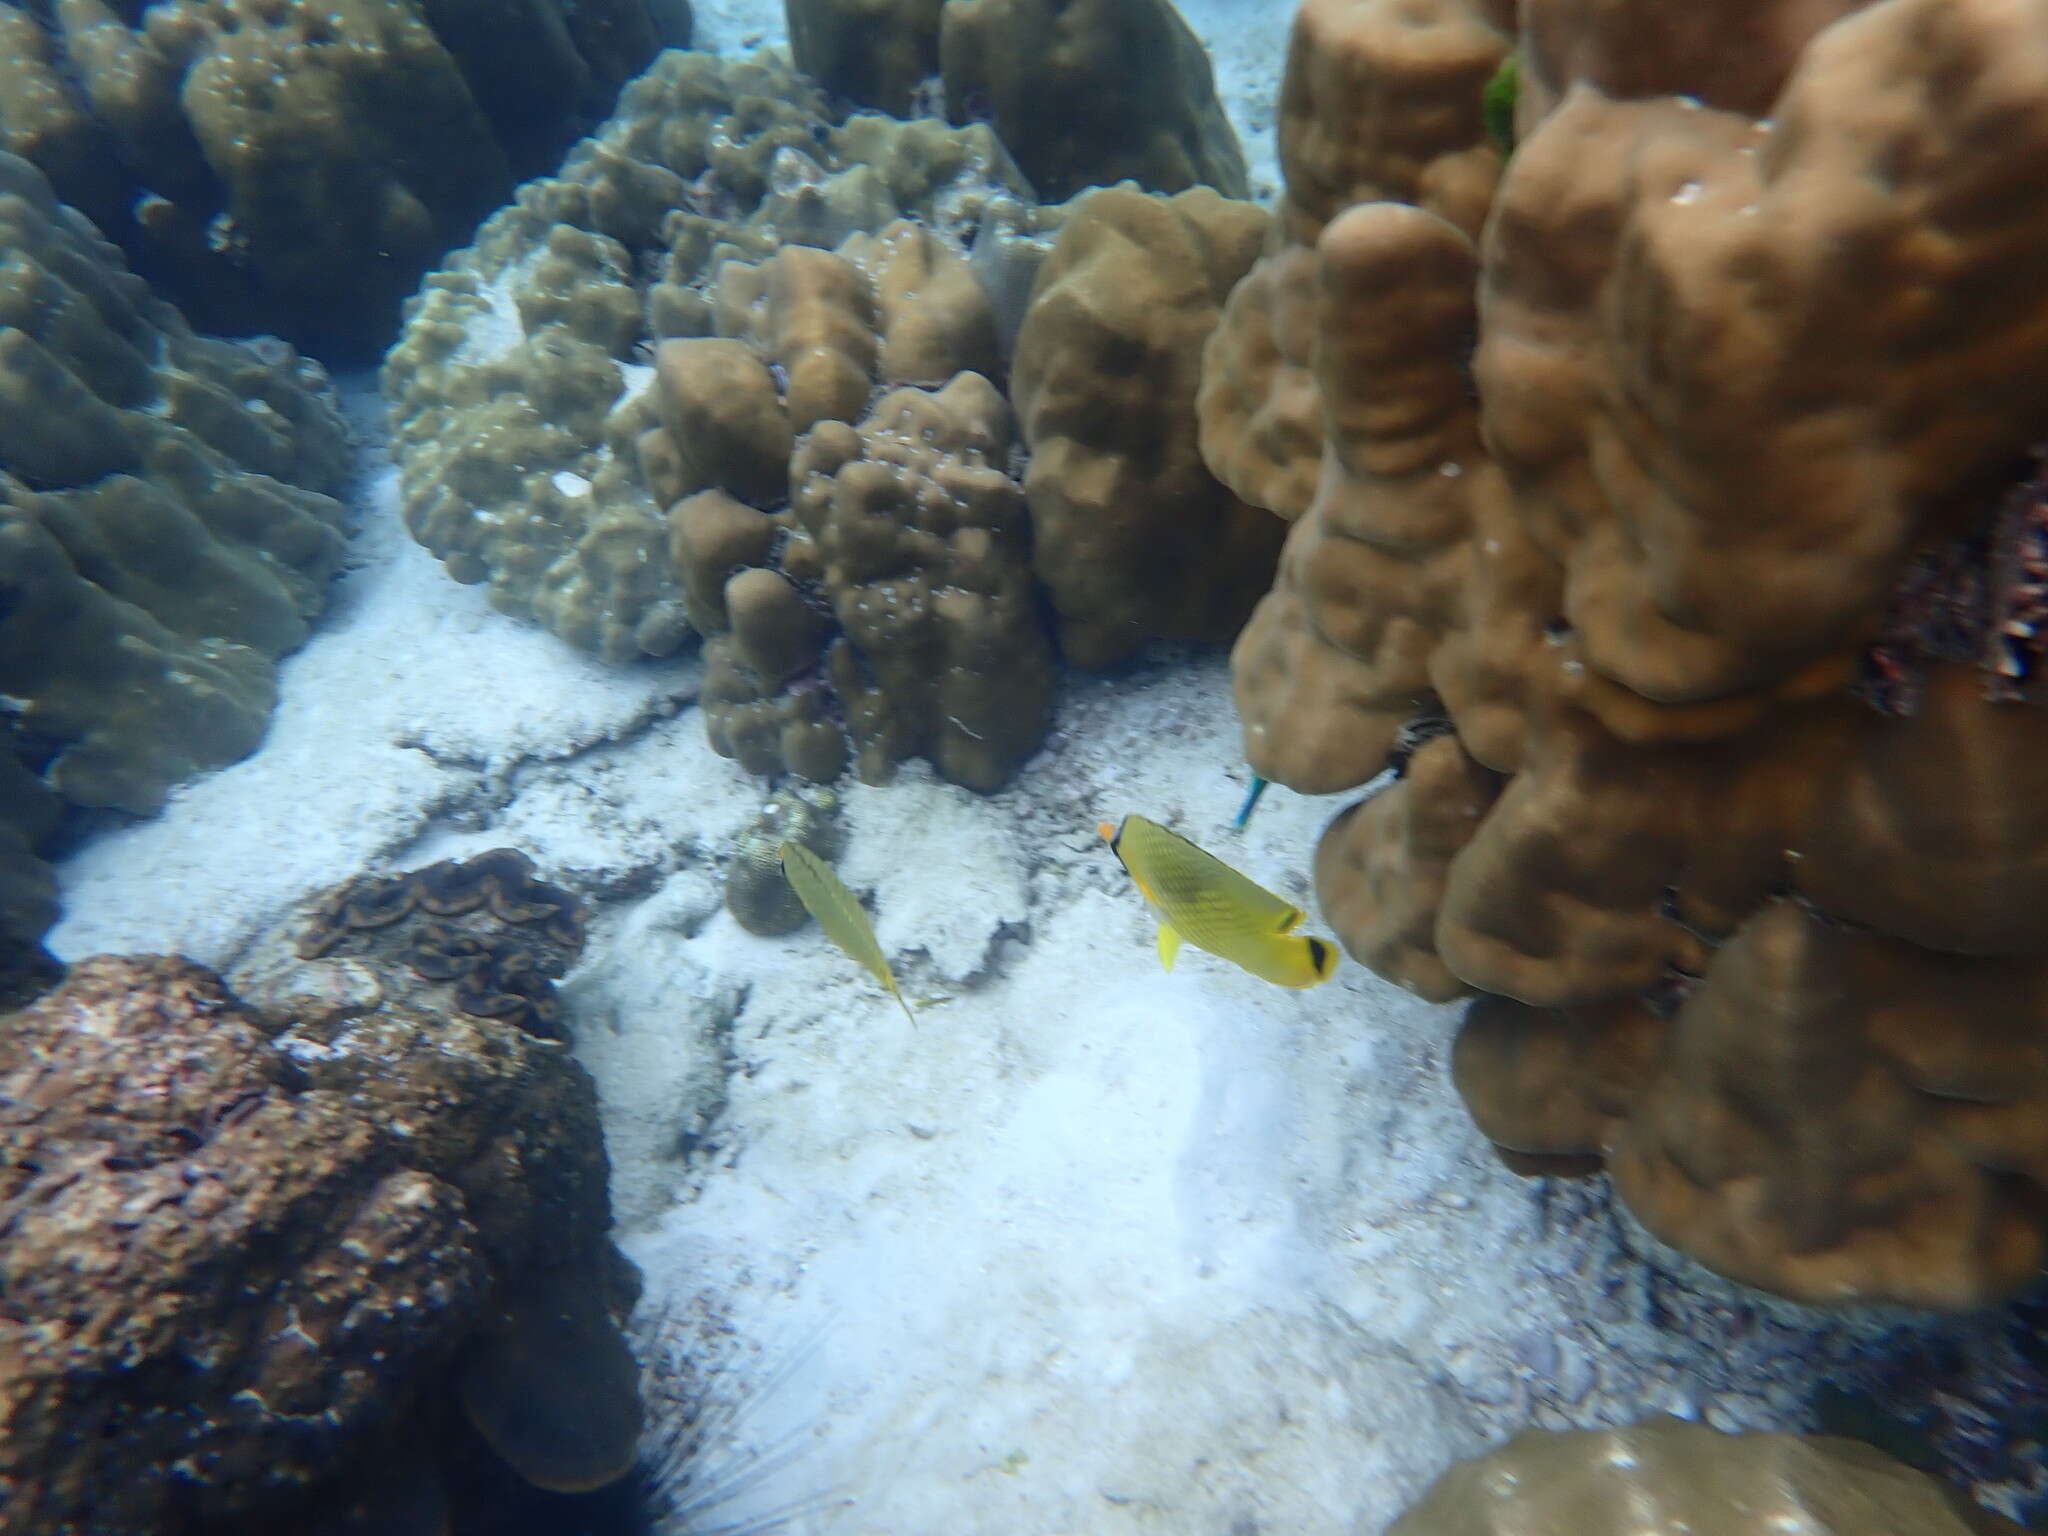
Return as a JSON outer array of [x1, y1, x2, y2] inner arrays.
[[1013, 182, 1280, 668], [0, 953, 638, 1533], [940, 0, 1248, 201], [1230, 0, 2048, 1308], [1390, 1415, 2023, 1536]]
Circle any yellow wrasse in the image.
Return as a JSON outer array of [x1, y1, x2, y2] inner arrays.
[[778, 841, 916, 1023], [1099, 815, 1338, 989]]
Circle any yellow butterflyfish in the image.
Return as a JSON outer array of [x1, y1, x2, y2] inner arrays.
[[778, 841, 916, 1023], [1099, 815, 1338, 989]]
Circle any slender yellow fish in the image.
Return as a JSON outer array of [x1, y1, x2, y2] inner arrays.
[[1099, 815, 1338, 989], [778, 841, 916, 1023]]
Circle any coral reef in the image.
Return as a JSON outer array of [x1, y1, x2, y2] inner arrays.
[[1197, 0, 1512, 522], [0, 953, 640, 1534], [384, 48, 1033, 663], [1228, 0, 2048, 1308], [0, 150, 349, 966], [787, 0, 1248, 200], [1013, 181, 1281, 667], [289, 848, 588, 1042], [0, 0, 671, 361], [727, 786, 843, 934], [1389, 1415, 2023, 1536]]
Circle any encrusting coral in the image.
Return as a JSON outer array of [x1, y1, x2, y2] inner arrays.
[[0, 952, 641, 1534], [0, 0, 673, 360], [1225, 0, 2048, 1308], [0, 149, 350, 969], [1389, 1415, 2025, 1536], [384, 48, 1035, 665]]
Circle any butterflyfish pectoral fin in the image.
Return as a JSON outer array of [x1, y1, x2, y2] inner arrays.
[[1274, 904, 1308, 935], [1157, 923, 1183, 972]]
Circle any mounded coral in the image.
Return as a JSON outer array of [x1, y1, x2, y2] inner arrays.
[[1230, 0, 2048, 1308], [1012, 181, 1282, 668], [0, 150, 350, 967], [1197, 0, 1512, 522], [785, 0, 1248, 201], [383, 48, 1035, 664], [0, 952, 640, 1533], [0, 0, 672, 360], [1390, 1415, 2023, 1536]]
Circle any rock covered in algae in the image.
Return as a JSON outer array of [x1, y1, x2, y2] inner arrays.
[[0, 953, 641, 1533], [726, 786, 844, 935]]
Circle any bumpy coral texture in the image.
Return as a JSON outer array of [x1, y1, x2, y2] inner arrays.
[[384, 49, 1034, 663], [1234, 0, 2048, 1308], [1196, 0, 1512, 522], [0, 0, 666, 360], [0, 953, 640, 1534], [1011, 182, 1282, 668], [1390, 1415, 2024, 1536]]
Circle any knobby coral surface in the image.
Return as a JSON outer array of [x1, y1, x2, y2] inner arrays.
[[384, 49, 1035, 663], [0, 0, 669, 359], [1231, 0, 2048, 1307], [0, 953, 639, 1534]]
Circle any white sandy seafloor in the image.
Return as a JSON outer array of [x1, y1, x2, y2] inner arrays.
[[54, 378, 1906, 1533], [42, 10, 1914, 1533]]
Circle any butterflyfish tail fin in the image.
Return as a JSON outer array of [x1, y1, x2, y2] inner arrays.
[[1157, 923, 1182, 972]]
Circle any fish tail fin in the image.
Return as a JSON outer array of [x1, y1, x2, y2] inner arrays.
[[1157, 923, 1182, 972]]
